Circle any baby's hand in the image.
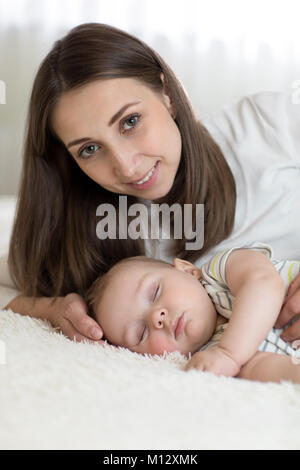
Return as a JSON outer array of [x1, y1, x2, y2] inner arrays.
[[184, 347, 241, 377]]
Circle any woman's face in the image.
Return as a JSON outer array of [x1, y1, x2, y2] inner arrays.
[[51, 75, 182, 200]]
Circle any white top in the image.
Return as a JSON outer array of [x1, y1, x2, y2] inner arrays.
[[1, 91, 300, 309], [151, 91, 300, 267]]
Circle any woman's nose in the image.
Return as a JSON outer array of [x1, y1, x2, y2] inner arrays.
[[111, 145, 139, 180]]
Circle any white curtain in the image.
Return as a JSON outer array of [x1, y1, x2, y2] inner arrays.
[[0, 0, 299, 195]]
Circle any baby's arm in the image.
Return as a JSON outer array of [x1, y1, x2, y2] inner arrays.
[[218, 249, 286, 366], [237, 351, 300, 384], [186, 249, 286, 375]]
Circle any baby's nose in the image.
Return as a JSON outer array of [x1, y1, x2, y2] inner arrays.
[[152, 308, 169, 329]]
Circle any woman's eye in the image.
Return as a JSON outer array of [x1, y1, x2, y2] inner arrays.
[[121, 113, 141, 133], [76, 113, 141, 159], [78, 144, 100, 159]]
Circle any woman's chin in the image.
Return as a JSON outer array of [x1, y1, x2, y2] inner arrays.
[[149, 181, 175, 201]]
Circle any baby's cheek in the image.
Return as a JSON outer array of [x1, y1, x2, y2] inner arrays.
[[148, 334, 178, 355]]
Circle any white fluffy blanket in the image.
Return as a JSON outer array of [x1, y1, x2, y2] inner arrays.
[[1, 308, 300, 450]]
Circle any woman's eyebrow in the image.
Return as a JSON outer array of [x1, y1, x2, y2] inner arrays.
[[67, 137, 92, 149], [108, 101, 140, 126], [66, 101, 141, 150]]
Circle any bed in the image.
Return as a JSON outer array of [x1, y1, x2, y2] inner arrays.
[[0, 196, 300, 450]]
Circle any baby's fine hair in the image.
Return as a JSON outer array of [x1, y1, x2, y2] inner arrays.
[[85, 255, 172, 319]]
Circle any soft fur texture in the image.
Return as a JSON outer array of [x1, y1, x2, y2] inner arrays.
[[1, 308, 300, 450]]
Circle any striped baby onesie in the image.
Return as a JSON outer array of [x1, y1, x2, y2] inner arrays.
[[198, 242, 300, 359]]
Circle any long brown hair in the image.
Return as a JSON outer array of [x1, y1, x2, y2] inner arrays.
[[8, 22, 236, 299]]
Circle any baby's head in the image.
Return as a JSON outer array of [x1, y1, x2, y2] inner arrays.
[[86, 256, 217, 356]]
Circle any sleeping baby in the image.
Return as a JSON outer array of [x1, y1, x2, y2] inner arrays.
[[85, 242, 300, 383]]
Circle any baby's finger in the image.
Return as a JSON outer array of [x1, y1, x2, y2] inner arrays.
[[64, 302, 103, 340], [184, 362, 193, 372], [185, 361, 204, 372]]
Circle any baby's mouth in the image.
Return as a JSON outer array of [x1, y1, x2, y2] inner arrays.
[[172, 313, 185, 339]]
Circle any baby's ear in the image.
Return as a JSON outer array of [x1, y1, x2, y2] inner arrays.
[[173, 258, 202, 279]]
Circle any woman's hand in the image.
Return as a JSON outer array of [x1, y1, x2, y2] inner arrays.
[[49, 293, 104, 344], [274, 273, 300, 342], [184, 347, 241, 377], [6, 292, 104, 343]]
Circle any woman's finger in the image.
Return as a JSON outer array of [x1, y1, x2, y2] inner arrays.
[[286, 273, 300, 301], [60, 317, 107, 345], [60, 317, 98, 343], [274, 289, 300, 329], [64, 300, 103, 340], [281, 315, 300, 342]]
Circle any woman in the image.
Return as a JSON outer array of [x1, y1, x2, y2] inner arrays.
[[2, 22, 300, 344]]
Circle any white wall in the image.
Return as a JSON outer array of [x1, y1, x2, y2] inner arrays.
[[0, 0, 300, 195]]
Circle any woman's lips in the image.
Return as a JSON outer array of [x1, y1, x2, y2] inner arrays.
[[173, 313, 185, 339], [128, 161, 159, 190]]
